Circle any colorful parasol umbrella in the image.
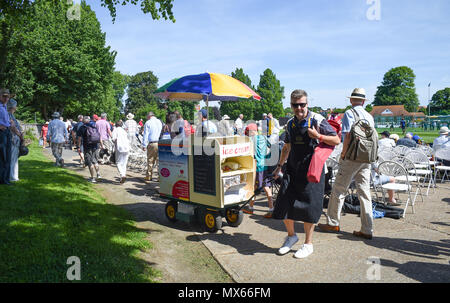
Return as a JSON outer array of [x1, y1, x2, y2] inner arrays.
[[154, 72, 261, 102]]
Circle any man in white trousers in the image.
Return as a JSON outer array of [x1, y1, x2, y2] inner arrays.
[[112, 120, 130, 184]]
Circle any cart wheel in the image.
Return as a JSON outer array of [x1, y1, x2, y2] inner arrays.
[[203, 211, 222, 233], [225, 209, 244, 227], [165, 201, 178, 223]]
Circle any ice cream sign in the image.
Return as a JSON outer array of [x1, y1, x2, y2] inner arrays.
[[220, 142, 251, 157]]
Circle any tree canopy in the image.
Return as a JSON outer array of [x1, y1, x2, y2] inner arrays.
[[430, 87, 450, 115], [373, 66, 419, 112], [2, 0, 118, 122], [0, 0, 176, 23], [256, 68, 285, 118], [219, 68, 258, 120]]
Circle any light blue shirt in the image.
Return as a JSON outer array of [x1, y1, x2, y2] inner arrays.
[[47, 119, 68, 143], [433, 135, 448, 152], [0, 103, 10, 127], [142, 116, 163, 147], [341, 105, 375, 143]]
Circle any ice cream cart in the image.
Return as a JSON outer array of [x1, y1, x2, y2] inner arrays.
[[158, 135, 256, 232]]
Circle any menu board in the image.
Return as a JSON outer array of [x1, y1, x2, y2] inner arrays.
[[193, 152, 216, 196]]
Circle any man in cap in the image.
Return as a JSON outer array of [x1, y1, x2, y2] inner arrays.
[[47, 112, 68, 167], [433, 126, 449, 152], [319, 88, 376, 240], [195, 109, 217, 137], [378, 130, 395, 149], [142, 111, 162, 181], [0, 89, 12, 184]]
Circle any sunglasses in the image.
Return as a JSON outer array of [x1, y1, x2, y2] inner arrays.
[[291, 103, 307, 108]]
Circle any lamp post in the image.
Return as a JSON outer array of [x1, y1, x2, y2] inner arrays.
[[428, 83, 431, 116]]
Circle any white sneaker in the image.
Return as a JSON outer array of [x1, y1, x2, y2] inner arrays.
[[97, 173, 102, 180], [278, 234, 299, 255], [90, 178, 97, 183], [294, 244, 314, 259]]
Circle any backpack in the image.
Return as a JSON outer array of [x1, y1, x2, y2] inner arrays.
[[86, 125, 101, 145], [344, 109, 378, 163]]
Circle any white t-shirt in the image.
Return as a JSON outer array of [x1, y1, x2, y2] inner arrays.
[[378, 138, 396, 149], [112, 127, 130, 153]]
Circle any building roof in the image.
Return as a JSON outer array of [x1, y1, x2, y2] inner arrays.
[[370, 105, 425, 117]]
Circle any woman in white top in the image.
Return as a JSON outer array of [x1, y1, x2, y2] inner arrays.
[[112, 120, 130, 184]]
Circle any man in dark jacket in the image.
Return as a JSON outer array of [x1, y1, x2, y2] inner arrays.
[[77, 116, 102, 183], [396, 132, 417, 148]]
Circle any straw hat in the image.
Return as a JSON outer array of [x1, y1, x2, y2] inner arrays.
[[347, 88, 366, 100], [222, 115, 230, 120], [439, 126, 449, 135], [126, 113, 134, 120]]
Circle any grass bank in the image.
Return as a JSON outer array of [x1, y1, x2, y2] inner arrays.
[[0, 143, 160, 282]]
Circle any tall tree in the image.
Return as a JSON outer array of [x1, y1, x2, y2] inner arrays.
[[126, 71, 166, 121], [219, 68, 257, 120], [430, 87, 450, 115], [373, 66, 419, 112], [4, 0, 116, 121], [256, 68, 285, 118]]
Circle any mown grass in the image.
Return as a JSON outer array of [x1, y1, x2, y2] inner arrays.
[[376, 128, 440, 144], [0, 143, 160, 282]]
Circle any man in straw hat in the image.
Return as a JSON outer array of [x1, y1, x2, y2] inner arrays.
[[0, 88, 12, 184], [433, 126, 449, 152], [319, 88, 376, 240], [47, 112, 68, 167], [124, 113, 138, 146]]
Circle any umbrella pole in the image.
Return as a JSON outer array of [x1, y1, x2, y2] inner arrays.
[[206, 95, 209, 136]]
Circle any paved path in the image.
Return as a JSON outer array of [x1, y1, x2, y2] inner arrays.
[[47, 147, 450, 283]]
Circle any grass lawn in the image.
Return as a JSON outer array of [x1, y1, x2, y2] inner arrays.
[[376, 128, 440, 144], [0, 143, 160, 282]]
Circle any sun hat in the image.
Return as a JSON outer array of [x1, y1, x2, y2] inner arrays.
[[126, 113, 134, 120], [222, 115, 230, 120], [390, 134, 399, 141], [439, 126, 449, 135], [45, 121, 49, 125], [347, 88, 366, 100]]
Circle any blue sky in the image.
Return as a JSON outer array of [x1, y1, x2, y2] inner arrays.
[[85, 0, 450, 110]]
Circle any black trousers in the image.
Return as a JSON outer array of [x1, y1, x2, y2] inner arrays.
[[0, 128, 12, 184]]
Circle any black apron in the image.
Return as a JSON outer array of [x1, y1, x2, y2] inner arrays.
[[272, 117, 325, 224]]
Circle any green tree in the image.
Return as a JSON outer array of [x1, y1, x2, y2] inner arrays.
[[365, 104, 373, 113], [5, 0, 116, 121], [256, 68, 285, 118], [0, 0, 176, 23], [430, 88, 450, 115], [373, 66, 419, 112], [219, 68, 257, 120]]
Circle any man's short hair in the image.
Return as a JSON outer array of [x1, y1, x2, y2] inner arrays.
[[83, 116, 91, 123], [101, 113, 107, 119], [291, 89, 308, 102], [148, 111, 155, 117], [116, 120, 123, 127], [78, 115, 83, 120]]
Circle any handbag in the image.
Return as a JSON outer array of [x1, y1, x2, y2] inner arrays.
[[39, 138, 44, 146], [307, 116, 342, 183]]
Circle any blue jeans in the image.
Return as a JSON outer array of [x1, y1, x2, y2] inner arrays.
[[0, 128, 12, 184]]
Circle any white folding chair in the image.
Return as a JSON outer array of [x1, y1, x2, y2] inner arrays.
[[391, 156, 424, 204], [378, 149, 397, 161], [405, 150, 435, 196], [377, 161, 416, 217], [434, 148, 450, 184], [393, 145, 411, 156]]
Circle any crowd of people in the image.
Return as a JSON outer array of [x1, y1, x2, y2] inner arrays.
[[2, 85, 450, 261]]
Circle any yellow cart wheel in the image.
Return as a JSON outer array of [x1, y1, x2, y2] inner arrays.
[[165, 201, 178, 223], [225, 209, 244, 227], [203, 211, 222, 233]]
